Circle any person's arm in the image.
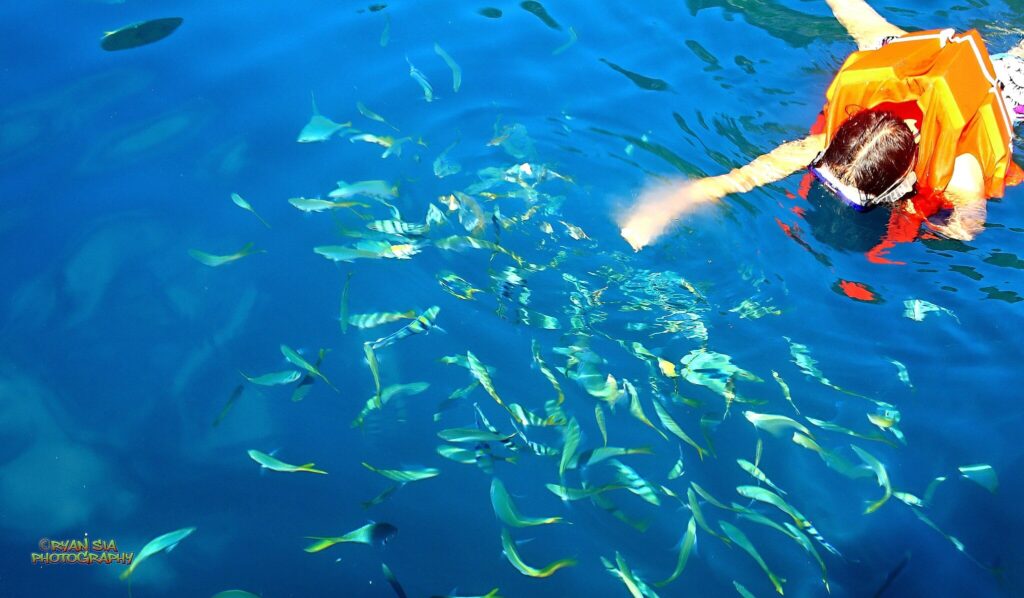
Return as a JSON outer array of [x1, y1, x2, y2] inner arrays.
[[929, 153, 987, 240], [620, 135, 825, 250], [825, 0, 906, 51]]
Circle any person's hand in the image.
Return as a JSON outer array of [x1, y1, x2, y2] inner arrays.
[[619, 178, 725, 250]]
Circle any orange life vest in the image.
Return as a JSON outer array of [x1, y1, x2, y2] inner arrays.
[[822, 28, 1015, 198]]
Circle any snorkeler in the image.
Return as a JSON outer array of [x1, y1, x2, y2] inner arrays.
[[620, 0, 1024, 255]]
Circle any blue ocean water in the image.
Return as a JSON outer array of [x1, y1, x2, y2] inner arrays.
[[2, 1, 1024, 596]]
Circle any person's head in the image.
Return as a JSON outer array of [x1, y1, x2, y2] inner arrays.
[[810, 109, 918, 211]]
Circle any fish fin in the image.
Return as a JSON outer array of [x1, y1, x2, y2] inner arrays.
[[299, 463, 328, 474], [303, 537, 341, 553]]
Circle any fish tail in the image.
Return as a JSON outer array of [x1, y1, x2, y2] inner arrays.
[[303, 536, 341, 553], [299, 463, 328, 474]]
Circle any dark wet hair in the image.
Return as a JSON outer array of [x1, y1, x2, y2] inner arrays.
[[819, 109, 916, 197]]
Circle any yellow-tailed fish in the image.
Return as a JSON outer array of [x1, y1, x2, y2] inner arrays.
[[595, 403, 609, 446], [352, 382, 430, 427], [601, 551, 658, 598], [958, 464, 998, 493], [313, 245, 383, 262], [546, 482, 624, 501], [688, 487, 728, 544], [248, 449, 326, 474], [591, 492, 651, 532], [339, 272, 353, 334], [609, 460, 660, 506], [733, 581, 756, 598], [189, 243, 263, 267], [500, 528, 575, 577], [574, 446, 653, 469], [362, 462, 439, 483], [490, 478, 562, 527], [719, 521, 785, 595], [668, 455, 685, 480], [893, 491, 925, 508], [532, 339, 565, 404], [906, 508, 968, 555], [771, 370, 799, 414], [119, 526, 196, 581], [740, 511, 829, 593], [623, 379, 668, 440], [437, 444, 479, 465], [736, 485, 840, 556], [437, 427, 516, 443], [289, 197, 369, 213], [290, 348, 328, 403], [791, 432, 871, 479], [785, 337, 867, 398], [475, 404, 522, 453], [577, 371, 622, 405], [466, 350, 523, 424], [433, 43, 462, 92], [230, 192, 270, 227], [304, 522, 398, 552], [679, 348, 761, 400], [850, 445, 892, 513], [382, 563, 407, 598], [438, 271, 481, 300], [652, 399, 705, 459], [737, 459, 786, 495], [350, 134, 410, 159], [744, 411, 811, 438], [655, 517, 696, 587], [866, 406, 906, 444], [362, 484, 402, 509], [368, 219, 429, 237], [807, 416, 892, 444], [369, 306, 441, 350], [281, 344, 336, 391], [508, 403, 558, 427], [544, 400, 568, 427], [406, 56, 434, 102], [241, 369, 302, 386], [364, 343, 382, 407], [434, 235, 524, 265], [558, 417, 581, 479], [356, 101, 399, 131], [691, 482, 741, 512], [348, 311, 417, 329]]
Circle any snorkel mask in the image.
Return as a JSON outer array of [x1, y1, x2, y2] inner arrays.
[[808, 151, 917, 212]]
